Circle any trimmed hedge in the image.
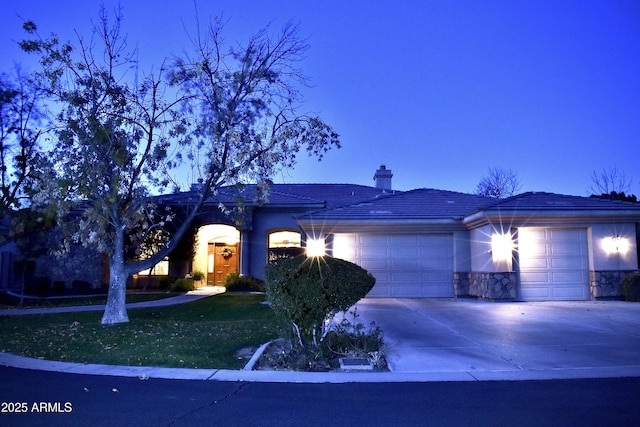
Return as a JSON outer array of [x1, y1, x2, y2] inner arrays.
[[264, 255, 375, 348], [622, 273, 640, 302], [170, 278, 195, 292], [224, 273, 265, 292]]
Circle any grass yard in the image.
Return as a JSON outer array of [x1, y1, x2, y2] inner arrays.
[[0, 293, 287, 369]]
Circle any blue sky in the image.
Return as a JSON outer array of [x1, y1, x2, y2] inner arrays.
[[1, 0, 638, 196]]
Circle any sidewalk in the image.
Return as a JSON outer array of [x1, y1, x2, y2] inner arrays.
[[0, 286, 225, 316]]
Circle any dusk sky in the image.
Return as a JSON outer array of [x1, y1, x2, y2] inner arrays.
[[1, 0, 638, 197]]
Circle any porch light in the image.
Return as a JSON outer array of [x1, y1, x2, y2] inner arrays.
[[491, 233, 514, 262], [306, 238, 326, 257], [602, 235, 629, 255]]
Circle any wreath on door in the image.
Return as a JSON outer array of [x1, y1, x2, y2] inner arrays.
[[220, 246, 233, 258]]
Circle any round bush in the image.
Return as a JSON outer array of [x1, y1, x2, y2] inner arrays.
[[264, 255, 376, 347], [622, 273, 640, 302]]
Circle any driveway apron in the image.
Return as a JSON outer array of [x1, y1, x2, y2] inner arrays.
[[352, 298, 640, 376]]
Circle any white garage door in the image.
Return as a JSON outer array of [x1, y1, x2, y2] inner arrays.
[[517, 228, 589, 301], [332, 234, 454, 297]]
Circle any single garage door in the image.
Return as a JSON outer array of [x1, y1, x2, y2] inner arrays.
[[332, 234, 454, 297], [517, 228, 589, 301]]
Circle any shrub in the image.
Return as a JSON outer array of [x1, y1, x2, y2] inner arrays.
[[264, 255, 376, 349], [170, 278, 195, 292], [622, 273, 640, 302], [191, 271, 205, 282], [157, 276, 176, 291], [321, 310, 383, 358], [225, 272, 265, 292]]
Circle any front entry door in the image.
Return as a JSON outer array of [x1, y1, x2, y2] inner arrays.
[[207, 243, 238, 285]]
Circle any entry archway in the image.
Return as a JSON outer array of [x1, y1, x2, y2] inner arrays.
[[194, 225, 240, 286]]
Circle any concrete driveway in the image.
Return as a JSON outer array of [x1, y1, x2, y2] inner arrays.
[[352, 298, 640, 380]]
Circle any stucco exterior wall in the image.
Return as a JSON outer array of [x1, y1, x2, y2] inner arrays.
[[246, 208, 305, 280], [470, 225, 493, 272], [470, 225, 514, 273], [588, 223, 638, 271], [453, 230, 472, 272]]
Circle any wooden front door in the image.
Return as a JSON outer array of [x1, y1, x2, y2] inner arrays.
[[207, 243, 238, 285]]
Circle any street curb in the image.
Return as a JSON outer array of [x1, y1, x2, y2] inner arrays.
[[2, 351, 640, 383]]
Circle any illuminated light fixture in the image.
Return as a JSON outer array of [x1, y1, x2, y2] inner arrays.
[[306, 238, 326, 257], [491, 233, 514, 262], [602, 235, 629, 255]]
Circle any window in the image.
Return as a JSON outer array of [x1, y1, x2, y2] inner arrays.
[[136, 258, 169, 276], [268, 231, 304, 261]]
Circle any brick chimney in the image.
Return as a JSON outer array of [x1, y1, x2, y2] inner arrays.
[[373, 165, 393, 191]]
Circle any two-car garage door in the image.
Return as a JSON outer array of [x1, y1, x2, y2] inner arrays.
[[332, 234, 454, 297], [331, 229, 590, 301]]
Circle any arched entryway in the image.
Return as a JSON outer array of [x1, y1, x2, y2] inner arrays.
[[194, 225, 240, 286]]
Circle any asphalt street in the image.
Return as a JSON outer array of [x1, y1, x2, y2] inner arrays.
[[1, 366, 640, 426]]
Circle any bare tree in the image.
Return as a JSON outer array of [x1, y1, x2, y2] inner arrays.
[[475, 166, 522, 198], [589, 166, 632, 196]]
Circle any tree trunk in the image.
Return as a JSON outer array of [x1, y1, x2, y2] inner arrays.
[[101, 227, 129, 325]]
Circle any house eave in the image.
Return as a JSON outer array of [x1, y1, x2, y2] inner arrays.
[[463, 209, 640, 229], [297, 218, 466, 234]]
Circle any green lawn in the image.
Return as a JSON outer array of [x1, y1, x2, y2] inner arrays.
[[0, 293, 286, 369]]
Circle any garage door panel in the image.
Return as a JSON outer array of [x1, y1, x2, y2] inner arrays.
[[392, 286, 420, 297], [552, 286, 588, 299], [518, 228, 589, 301], [520, 258, 549, 269], [422, 271, 453, 283], [551, 271, 588, 283], [550, 243, 585, 255], [522, 287, 551, 299], [521, 272, 551, 284], [391, 271, 420, 282], [392, 246, 422, 257], [333, 233, 454, 298], [360, 246, 389, 258], [389, 235, 418, 245], [551, 257, 587, 269]]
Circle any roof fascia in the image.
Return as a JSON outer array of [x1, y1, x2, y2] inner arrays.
[[463, 209, 640, 229], [297, 218, 466, 234]]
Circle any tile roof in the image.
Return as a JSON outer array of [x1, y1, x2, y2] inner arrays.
[[482, 192, 640, 212], [299, 188, 496, 220], [159, 183, 390, 209]]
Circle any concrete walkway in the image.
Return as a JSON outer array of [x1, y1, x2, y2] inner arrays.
[[1, 291, 640, 383], [0, 286, 225, 316]]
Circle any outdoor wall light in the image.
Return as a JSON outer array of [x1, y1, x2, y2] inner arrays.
[[602, 235, 629, 255], [491, 233, 514, 262], [306, 238, 326, 257]]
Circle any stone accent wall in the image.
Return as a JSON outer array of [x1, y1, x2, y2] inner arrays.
[[590, 270, 638, 299], [453, 272, 470, 297], [467, 272, 517, 300], [34, 246, 106, 293]]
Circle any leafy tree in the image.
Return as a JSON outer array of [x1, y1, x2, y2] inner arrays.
[[590, 191, 638, 203], [21, 9, 339, 324], [475, 166, 522, 198], [0, 68, 45, 245]]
